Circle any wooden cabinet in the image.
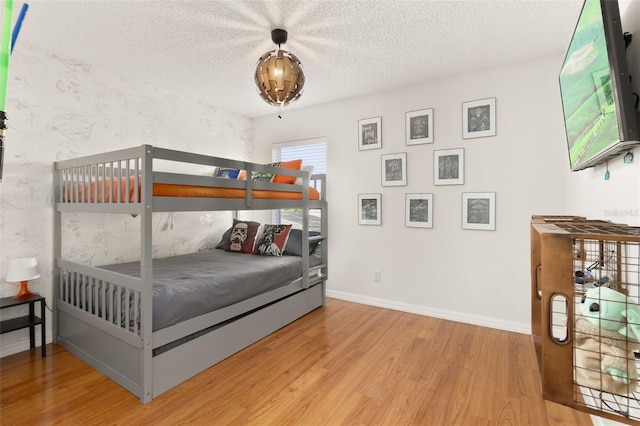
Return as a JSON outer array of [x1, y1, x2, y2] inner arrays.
[[531, 216, 640, 424]]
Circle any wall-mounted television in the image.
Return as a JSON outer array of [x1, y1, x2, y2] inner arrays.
[[559, 0, 640, 172]]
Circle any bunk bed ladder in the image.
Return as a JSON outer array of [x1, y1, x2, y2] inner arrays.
[[319, 188, 328, 305], [302, 172, 310, 289], [52, 163, 61, 346], [140, 145, 154, 403]]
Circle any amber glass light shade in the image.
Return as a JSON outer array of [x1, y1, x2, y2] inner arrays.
[[254, 48, 305, 107]]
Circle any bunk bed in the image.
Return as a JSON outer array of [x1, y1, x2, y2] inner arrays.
[[53, 144, 328, 403]]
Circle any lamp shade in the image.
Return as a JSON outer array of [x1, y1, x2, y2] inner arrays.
[[5, 257, 41, 282], [254, 49, 305, 107]]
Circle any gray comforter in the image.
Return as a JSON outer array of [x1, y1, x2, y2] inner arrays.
[[100, 250, 319, 331]]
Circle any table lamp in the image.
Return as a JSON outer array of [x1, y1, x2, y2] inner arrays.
[[5, 257, 40, 299]]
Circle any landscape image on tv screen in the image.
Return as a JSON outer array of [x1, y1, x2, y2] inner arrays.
[[560, 0, 621, 171]]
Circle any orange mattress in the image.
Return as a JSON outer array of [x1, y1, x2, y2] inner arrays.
[[65, 177, 320, 203]]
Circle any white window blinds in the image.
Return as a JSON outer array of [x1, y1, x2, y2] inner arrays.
[[271, 138, 326, 231], [272, 138, 326, 175]]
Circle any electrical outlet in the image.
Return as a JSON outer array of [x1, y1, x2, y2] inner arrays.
[[373, 271, 381, 282]]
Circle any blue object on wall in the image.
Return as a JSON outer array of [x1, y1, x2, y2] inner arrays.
[[10, 3, 28, 54]]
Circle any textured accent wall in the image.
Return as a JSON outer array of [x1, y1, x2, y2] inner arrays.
[[0, 43, 252, 356]]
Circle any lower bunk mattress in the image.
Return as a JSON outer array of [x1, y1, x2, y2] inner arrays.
[[99, 250, 321, 333]]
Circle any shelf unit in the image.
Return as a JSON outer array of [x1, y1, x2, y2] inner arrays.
[[0, 294, 46, 357]]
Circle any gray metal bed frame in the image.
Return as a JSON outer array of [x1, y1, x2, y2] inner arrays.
[[53, 144, 328, 403]]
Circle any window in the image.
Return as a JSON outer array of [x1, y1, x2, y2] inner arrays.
[[272, 137, 326, 231], [272, 137, 326, 174]]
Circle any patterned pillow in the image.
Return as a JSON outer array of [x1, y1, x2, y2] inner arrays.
[[225, 219, 261, 253], [250, 159, 302, 183], [251, 162, 279, 182], [215, 167, 240, 179], [254, 224, 293, 257], [216, 221, 259, 250]]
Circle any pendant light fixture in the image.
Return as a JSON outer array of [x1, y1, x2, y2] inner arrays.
[[254, 29, 305, 112]]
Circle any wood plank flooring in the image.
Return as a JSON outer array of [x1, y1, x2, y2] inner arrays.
[[0, 298, 592, 425]]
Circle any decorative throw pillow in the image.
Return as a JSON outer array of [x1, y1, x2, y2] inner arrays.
[[225, 219, 261, 253], [272, 159, 303, 184], [294, 165, 315, 185], [215, 167, 240, 179], [283, 229, 322, 256], [251, 162, 279, 182], [250, 159, 303, 184], [254, 224, 293, 257], [217, 221, 259, 251]]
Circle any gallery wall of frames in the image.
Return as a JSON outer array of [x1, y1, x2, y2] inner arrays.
[[357, 97, 497, 231]]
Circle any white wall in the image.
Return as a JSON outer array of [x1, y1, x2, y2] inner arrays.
[[564, 0, 640, 225], [0, 43, 252, 356], [253, 55, 568, 333], [5, 1, 637, 357]]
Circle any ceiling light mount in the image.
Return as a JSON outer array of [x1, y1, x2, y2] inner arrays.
[[254, 28, 305, 111], [271, 28, 288, 46]]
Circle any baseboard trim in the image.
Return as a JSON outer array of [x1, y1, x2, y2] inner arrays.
[[1, 340, 41, 357], [326, 289, 530, 335], [0, 331, 48, 358]]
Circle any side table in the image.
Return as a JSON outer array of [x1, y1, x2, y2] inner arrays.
[[0, 294, 46, 356]]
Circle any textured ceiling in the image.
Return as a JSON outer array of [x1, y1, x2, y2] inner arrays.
[[12, 0, 586, 118]]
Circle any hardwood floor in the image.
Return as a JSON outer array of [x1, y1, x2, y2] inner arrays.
[[0, 298, 592, 425]]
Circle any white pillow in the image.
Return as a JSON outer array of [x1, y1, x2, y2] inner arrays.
[[295, 165, 315, 185]]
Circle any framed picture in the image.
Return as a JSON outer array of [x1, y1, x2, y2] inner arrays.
[[433, 148, 464, 185], [358, 193, 381, 225], [358, 116, 382, 150], [462, 97, 496, 139], [381, 152, 407, 187], [405, 193, 433, 228], [462, 192, 496, 230], [405, 108, 433, 145]]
